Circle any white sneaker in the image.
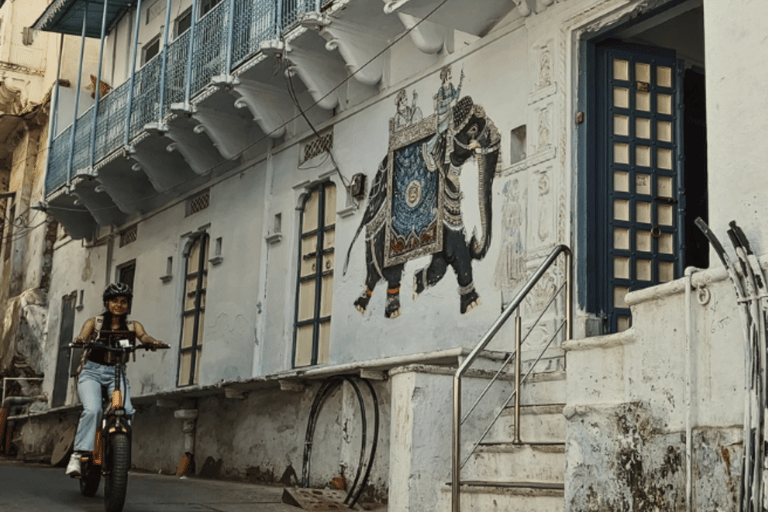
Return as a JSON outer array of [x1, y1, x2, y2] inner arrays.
[[65, 452, 81, 477]]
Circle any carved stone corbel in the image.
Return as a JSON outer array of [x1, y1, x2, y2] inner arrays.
[[396, 13, 447, 54], [513, 0, 533, 17], [126, 130, 197, 192], [163, 110, 225, 175], [187, 104, 261, 160], [302, 13, 387, 86], [283, 44, 347, 111], [232, 78, 294, 138], [69, 179, 127, 227]]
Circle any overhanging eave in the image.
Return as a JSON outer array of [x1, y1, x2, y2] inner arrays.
[[32, 0, 136, 38]]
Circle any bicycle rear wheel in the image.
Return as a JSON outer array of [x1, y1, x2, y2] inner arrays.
[[79, 459, 101, 497], [103, 433, 130, 512]]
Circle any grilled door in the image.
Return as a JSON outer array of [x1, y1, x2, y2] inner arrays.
[[596, 42, 682, 332]]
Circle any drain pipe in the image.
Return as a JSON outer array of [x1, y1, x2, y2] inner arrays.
[[684, 266, 704, 512], [174, 408, 198, 475]]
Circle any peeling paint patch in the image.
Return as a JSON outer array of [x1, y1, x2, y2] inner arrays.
[[566, 402, 741, 511]]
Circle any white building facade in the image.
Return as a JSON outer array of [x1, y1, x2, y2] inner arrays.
[[2, 0, 766, 509]]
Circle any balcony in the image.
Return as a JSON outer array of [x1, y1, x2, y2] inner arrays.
[[36, 0, 530, 239]]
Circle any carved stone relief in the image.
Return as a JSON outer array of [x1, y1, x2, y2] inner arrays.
[[494, 178, 527, 302], [537, 107, 552, 152]]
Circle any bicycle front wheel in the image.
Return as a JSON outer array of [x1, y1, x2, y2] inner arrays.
[[103, 433, 130, 512]]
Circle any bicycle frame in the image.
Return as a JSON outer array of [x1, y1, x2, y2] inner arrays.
[[67, 330, 168, 511], [88, 331, 136, 458]]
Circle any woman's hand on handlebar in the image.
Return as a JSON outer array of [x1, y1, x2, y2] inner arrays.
[[142, 340, 170, 351]]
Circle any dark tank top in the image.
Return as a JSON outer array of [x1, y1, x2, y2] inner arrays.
[[86, 316, 134, 366]]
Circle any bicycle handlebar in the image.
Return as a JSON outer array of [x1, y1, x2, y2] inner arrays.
[[62, 341, 170, 352]]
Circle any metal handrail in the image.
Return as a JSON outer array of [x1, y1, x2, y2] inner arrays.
[[452, 244, 572, 511]]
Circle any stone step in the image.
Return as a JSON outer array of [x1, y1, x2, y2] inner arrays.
[[439, 481, 564, 511], [462, 442, 565, 483], [514, 370, 566, 406], [486, 403, 566, 444]]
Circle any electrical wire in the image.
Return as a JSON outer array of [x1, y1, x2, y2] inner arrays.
[[40, 0, 452, 216]]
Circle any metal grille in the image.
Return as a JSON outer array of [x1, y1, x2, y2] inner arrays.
[[598, 45, 680, 333], [164, 30, 191, 116], [231, 0, 278, 67], [45, 124, 72, 195], [281, 0, 316, 31], [119, 226, 138, 247], [187, 191, 210, 215], [302, 131, 333, 163], [94, 81, 129, 162], [45, 0, 330, 199], [130, 55, 163, 140], [191, 1, 228, 96], [72, 107, 95, 175]]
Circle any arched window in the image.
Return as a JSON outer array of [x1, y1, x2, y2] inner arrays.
[[294, 182, 336, 367], [178, 233, 209, 386]]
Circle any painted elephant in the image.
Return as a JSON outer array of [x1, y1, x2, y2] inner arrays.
[[344, 96, 502, 318]]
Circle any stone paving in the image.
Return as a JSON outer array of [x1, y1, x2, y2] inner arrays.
[[0, 459, 385, 512]]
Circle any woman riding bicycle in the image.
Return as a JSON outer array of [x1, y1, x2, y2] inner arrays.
[[66, 283, 162, 477]]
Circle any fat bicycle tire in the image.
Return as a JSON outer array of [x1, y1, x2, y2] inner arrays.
[[79, 460, 101, 497], [104, 433, 130, 512]]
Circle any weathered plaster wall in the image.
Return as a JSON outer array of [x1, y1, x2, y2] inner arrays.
[[704, 0, 768, 256], [564, 269, 745, 510], [388, 365, 516, 512], [131, 379, 390, 500]]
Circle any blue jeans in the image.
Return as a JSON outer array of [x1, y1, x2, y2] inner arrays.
[[74, 360, 134, 452]]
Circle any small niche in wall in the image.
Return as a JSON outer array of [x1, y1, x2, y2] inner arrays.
[[510, 125, 527, 165], [266, 213, 283, 244], [160, 256, 173, 283], [210, 237, 223, 265]]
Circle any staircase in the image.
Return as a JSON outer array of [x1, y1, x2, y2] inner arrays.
[[441, 369, 566, 511], [444, 245, 572, 512]]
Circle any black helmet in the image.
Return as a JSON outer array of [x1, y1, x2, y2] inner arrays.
[[103, 283, 133, 305]]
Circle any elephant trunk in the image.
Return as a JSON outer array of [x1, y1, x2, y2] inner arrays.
[[469, 129, 500, 260]]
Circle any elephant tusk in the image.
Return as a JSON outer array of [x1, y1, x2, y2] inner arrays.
[[470, 140, 481, 152]]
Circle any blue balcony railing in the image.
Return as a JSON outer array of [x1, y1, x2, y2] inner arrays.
[[45, 0, 325, 197], [130, 54, 163, 141], [94, 80, 129, 162]]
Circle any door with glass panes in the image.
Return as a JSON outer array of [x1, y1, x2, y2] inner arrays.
[[593, 42, 684, 333], [294, 183, 336, 367]]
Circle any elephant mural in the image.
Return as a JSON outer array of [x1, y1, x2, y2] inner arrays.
[[344, 76, 501, 318]]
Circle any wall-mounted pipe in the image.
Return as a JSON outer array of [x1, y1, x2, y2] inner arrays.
[[0, 395, 48, 454], [174, 408, 198, 475], [684, 266, 703, 512]]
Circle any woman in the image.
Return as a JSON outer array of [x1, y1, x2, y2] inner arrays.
[[65, 283, 161, 477]]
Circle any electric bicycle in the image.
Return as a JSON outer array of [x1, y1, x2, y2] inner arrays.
[[67, 332, 168, 512]]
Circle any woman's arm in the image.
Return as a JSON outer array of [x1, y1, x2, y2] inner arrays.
[[74, 318, 96, 344], [133, 321, 160, 345]]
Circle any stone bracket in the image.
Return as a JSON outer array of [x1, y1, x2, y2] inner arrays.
[[232, 78, 293, 139], [397, 12, 448, 54], [189, 104, 260, 161], [303, 13, 387, 86], [166, 104, 229, 173], [284, 44, 347, 111], [69, 178, 127, 227], [127, 140, 194, 192]]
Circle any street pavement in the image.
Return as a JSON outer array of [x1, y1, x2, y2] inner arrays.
[[0, 459, 313, 512]]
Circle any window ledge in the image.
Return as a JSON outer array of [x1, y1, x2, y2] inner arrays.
[[265, 233, 282, 244], [160, 275, 173, 284]]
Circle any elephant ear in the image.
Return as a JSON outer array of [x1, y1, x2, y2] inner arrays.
[[361, 159, 388, 228], [452, 96, 474, 132], [343, 159, 388, 275]]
